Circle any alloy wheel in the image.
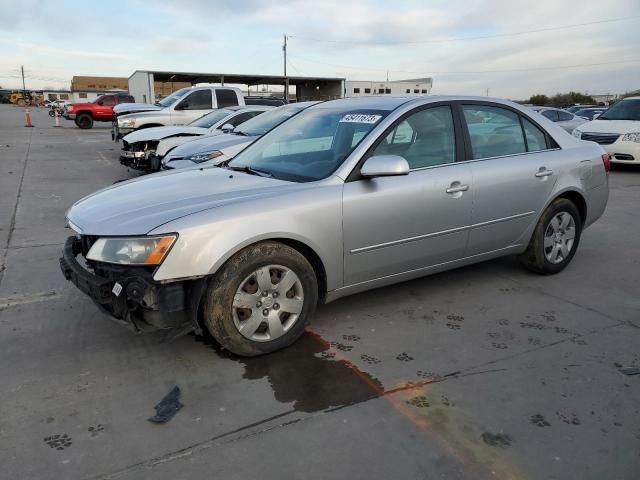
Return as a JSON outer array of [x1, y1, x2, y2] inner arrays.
[[544, 211, 576, 264], [232, 265, 304, 342]]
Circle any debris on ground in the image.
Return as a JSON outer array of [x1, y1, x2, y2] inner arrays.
[[148, 386, 183, 424], [618, 367, 640, 376]]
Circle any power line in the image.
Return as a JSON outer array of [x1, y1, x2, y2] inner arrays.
[[288, 55, 640, 75], [290, 15, 640, 45]]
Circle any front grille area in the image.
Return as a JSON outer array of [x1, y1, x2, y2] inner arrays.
[[581, 132, 620, 145]]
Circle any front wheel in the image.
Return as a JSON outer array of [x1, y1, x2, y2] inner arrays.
[[520, 198, 582, 275], [75, 113, 93, 129], [202, 241, 318, 356]]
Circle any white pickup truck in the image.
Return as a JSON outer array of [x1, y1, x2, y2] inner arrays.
[[112, 85, 246, 141]]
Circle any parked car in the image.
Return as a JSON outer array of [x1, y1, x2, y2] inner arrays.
[[119, 106, 273, 171], [60, 96, 609, 356], [112, 85, 245, 140], [530, 107, 587, 133], [573, 107, 607, 121], [161, 102, 318, 170], [572, 96, 640, 164], [64, 93, 135, 129], [244, 96, 287, 107], [566, 104, 598, 114]]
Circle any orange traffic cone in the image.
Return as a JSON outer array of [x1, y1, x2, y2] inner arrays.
[[24, 109, 33, 128]]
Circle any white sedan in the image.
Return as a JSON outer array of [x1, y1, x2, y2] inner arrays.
[[120, 106, 272, 171]]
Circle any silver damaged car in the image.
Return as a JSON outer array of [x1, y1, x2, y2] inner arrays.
[[60, 96, 610, 356]]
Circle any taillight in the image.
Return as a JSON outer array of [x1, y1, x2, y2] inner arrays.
[[601, 153, 611, 174]]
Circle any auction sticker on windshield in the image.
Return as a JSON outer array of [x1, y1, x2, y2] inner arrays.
[[339, 114, 382, 124]]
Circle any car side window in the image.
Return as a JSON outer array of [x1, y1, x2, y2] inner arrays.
[[101, 96, 116, 106], [373, 106, 455, 169], [179, 90, 212, 110], [541, 110, 559, 122], [462, 105, 526, 159], [215, 89, 239, 108], [522, 118, 548, 152], [557, 111, 573, 121], [227, 111, 256, 128]]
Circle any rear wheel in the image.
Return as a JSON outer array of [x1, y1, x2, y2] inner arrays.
[[203, 241, 318, 356], [75, 113, 93, 129], [520, 198, 582, 274]]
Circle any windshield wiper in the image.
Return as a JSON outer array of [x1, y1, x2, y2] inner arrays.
[[226, 165, 272, 177]]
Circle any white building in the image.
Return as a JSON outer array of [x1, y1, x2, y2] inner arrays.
[[345, 78, 433, 97]]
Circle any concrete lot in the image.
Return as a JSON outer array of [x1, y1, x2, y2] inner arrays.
[[0, 104, 639, 480]]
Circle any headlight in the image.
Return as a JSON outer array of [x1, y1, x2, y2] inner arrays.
[[118, 118, 136, 128], [621, 132, 640, 143], [572, 129, 582, 139], [186, 150, 223, 163], [67, 105, 74, 112], [87, 235, 177, 265]]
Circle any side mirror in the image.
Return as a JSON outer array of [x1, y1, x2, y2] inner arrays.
[[176, 102, 188, 110], [221, 123, 235, 133], [97, 101, 104, 106], [360, 155, 410, 178]]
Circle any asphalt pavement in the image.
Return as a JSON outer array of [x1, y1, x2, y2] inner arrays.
[[0, 104, 639, 480]]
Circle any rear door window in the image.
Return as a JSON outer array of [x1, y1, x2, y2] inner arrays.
[[558, 111, 573, 121], [462, 105, 526, 159], [215, 89, 239, 108], [541, 110, 559, 122], [226, 111, 259, 128], [522, 118, 548, 152]]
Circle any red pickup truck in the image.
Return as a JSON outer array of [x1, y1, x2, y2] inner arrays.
[[65, 93, 135, 129]]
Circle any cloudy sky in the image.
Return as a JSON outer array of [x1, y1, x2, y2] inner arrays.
[[0, 0, 638, 99]]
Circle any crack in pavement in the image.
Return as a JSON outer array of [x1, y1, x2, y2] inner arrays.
[[0, 290, 62, 310], [0, 127, 33, 289]]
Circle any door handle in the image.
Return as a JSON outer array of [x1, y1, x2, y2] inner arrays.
[[446, 182, 470, 194], [535, 168, 553, 178]]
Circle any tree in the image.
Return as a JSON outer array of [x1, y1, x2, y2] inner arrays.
[[528, 94, 549, 105]]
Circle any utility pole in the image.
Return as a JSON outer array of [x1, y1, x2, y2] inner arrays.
[[283, 34, 289, 102], [21, 65, 26, 95], [486, 87, 489, 97]]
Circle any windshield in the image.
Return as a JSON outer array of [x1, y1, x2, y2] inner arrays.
[[188, 109, 233, 128], [234, 104, 308, 136], [228, 107, 389, 182], [157, 88, 191, 107], [598, 99, 640, 121]]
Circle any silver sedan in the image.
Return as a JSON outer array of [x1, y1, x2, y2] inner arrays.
[[60, 96, 609, 356]]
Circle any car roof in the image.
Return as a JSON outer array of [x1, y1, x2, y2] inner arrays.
[[312, 95, 535, 112], [225, 105, 273, 112]]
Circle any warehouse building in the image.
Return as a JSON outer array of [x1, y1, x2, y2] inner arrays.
[[127, 70, 345, 104], [345, 78, 433, 97]]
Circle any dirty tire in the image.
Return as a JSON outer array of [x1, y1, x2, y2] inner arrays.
[[203, 241, 318, 356], [17, 99, 26, 107], [75, 113, 93, 129], [519, 198, 582, 275], [48, 109, 55, 117]]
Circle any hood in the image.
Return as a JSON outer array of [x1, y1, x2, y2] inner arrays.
[[124, 126, 208, 144], [166, 133, 258, 158], [114, 103, 162, 115], [67, 167, 292, 236], [577, 119, 640, 134]]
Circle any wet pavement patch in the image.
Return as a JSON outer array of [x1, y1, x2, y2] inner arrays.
[[194, 332, 383, 413]]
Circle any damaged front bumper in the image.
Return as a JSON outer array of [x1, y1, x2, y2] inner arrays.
[[59, 236, 205, 335]]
